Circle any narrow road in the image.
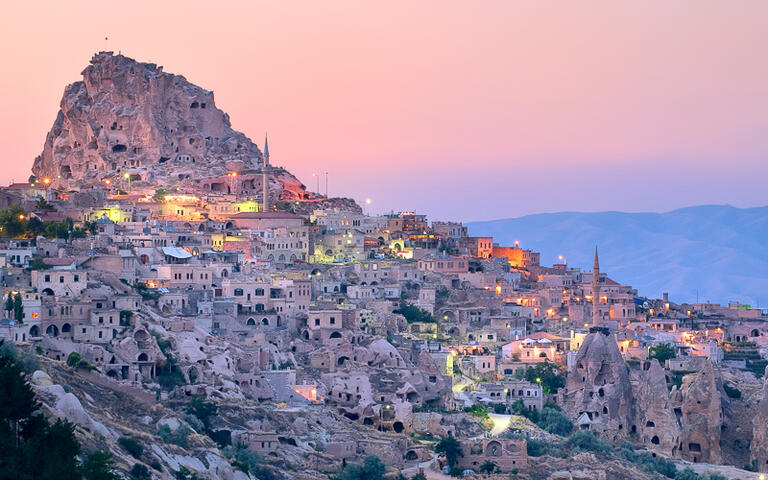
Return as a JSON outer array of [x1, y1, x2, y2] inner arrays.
[[487, 413, 512, 436]]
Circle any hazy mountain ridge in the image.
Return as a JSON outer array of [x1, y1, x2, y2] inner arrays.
[[468, 205, 768, 306]]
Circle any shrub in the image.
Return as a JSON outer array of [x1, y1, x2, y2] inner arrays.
[[492, 403, 507, 414], [209, 429, 232, 447], [674, 468, 699, 480], [537, 407, 573, 436], [525, 438, 549, 457], [723, 383, 742, 399], [66, 351, 82, 368], [463, 404, 489, 419], [81, 449, 120, 480], [118, 436, 144, 458], [564, 431, 611, 454], [157, 358, 186, 389], [338, 455, 386, 480], [129, 464, 151, 480], [158, 424, 192, 448], [649, 343, 676, 364]]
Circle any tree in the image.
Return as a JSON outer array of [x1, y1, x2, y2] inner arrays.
[[186, 398, 218, 432], [479, 460, 497, 473], [66, 352, 82, 368], [395, 302, 436, 324], [649, 343, 676, 365], [80, 450, 120, 480], [0, 206, 28, 237], [525, 362, 566, 394], [5, 294, 13, 319], [35, 198, 55, 213], [434, 434, 462, 471], [0, 351, 80, 480], [537, 407, 573, 436], [129, 464, 151, 480], [118, 436, 144, 458], [13, 293, 23, 323], [338, 455, 386, 480]]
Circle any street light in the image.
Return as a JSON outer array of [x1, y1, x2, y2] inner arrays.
[[123, 172, 131, 193]]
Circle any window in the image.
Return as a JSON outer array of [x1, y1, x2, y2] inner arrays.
[[44, 274, 50, 282], [59, 276, 64, 283], [234, 288, 244, 296], [330, 317, 336, 325], [74, 274, 79, 282]]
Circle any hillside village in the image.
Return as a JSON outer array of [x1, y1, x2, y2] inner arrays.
[[1, 52, 767, 480]]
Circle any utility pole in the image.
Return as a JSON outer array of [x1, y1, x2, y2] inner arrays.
[[325, 172, 329, 197]]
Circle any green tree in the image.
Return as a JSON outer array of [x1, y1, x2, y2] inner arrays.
[[4, 294, 13, 319], [479, 460, 497, 473], [13, 293, 23, 323], [525, 362, 566, 394], [186, 398, 218, 432], [118, 436, 144, 458], [66, 352, 82, 368], [0, 206, 28, 237], [338, 455, 386, 480], [129, 464, 151, 480], [35, 198, 55, 213], [434, 434, 462, 471], [649, 343, 676, 365], [395, 302, 436, 323], [0, 351, 80, 480], [80, 450, 120, 480]]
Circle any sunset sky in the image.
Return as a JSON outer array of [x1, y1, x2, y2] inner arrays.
[[0, 1, 766, 221]]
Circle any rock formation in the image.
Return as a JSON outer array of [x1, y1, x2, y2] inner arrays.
[[631, 359, 681, 457], [560, 328, 634, 441], [33, 52, 264, 189], [670, 363, 724, 464], [752, 366, 768, 472]]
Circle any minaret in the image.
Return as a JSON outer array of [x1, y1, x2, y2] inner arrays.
[[262, 133, 270, 213], [263, 133, 270, 167], [592, 247, 601, 326]]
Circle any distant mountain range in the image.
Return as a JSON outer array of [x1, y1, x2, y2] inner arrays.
[[467, 205, 768, 306]]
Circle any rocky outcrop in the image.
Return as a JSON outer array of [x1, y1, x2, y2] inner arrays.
[[671, 363, 724, 464], [560, 328, 634, 441], [631, 359, 681, 457], [33, 52, 264, 189], [752, 366, 768, 472]]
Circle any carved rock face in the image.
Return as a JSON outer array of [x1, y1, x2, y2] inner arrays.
[[632, 360, 681, 457], [32, 52, 263, 189], [674, 364, 723, 463], [752, 367, 768, 472], [561, 331, 634, 441]]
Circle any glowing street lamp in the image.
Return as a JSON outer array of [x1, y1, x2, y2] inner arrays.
[[42, 177, 51, 185], [18, 214, 25, 221], [104, 179, 111, 186], [123, 172, 131, 192]]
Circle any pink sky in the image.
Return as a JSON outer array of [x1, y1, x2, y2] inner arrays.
[[1, 1, 766, 221]]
